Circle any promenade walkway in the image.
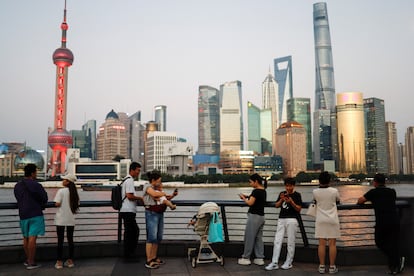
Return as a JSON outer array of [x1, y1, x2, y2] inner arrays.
[[0, 257, 411, 276]]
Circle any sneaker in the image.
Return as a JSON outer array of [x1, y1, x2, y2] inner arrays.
[[253, 258, 264, 265], [399, 256, 405, 273], [145, 260, 159, 269], [281, 263, 293, 270], [23, 261, 29, 266], [64, 259, 74, 268], [318, 265, 326, 274], [26, 263, 41, 270], [265, 262, 279, 270], [329, 265, 338, 274], [238, 258, 251, 265], [55, 261, 63, 269]]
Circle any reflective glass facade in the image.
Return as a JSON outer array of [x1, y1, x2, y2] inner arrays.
[[260, 109, 272, 154], [363, 98, 388, 174], [247, 101, 261, 153], [198, 85, 220, 155], [262, 72, 278, 153], [386, 122, 399, 174], [313, 2, 336, 166], [154, 105, 167, 131], [274, 56, 292, 126]]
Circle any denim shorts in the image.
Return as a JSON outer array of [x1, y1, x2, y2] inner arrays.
[[20, 216, 45, 237], [145, 210, 164, 243]]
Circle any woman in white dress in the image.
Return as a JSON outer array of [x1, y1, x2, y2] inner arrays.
[[312, 172, 340, 274]]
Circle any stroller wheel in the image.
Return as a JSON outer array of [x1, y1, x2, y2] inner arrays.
[[191, 257, 197, 268], [220, 256, 224, 266]]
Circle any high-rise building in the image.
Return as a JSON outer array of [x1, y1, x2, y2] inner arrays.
[[127, 111, 145, 164], [82, 120, 96, 159], [146, 131, 177, 173], [220, 81, 243, 151], [198, 85, 220, 155], [247, 101, 261, 153], [386, 122, 400, 175], [275, 121, 307, 177], [313, 2, 336, 168], [262, 71, 279, 153], [96, 110, 128, 161], [287, 98, 312, 170], [336, 92, 366, 174], [154, 105, 167, 132], [405, 127, 414, 174], [48, 3, 74, 176], [70, 130, 89, 158], [274, 56, 293, 126], [363, 98, 388, 174]]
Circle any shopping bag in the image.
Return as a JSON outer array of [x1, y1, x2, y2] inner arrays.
[[306, 201, 317, 217], [208, 212, 224, 243]]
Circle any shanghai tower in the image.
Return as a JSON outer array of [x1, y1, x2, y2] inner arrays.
[[47, 0, 74, 176], [312, 2, 336, 168]]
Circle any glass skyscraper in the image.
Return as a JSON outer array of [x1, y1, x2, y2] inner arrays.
[[386, 122, 400, 175], [287, 98, 312, 169], [220, 81, 243, 151], [313, 2, 336, 168], [198, 85, 220, 155], [262, 71, 278, 153], [154, 105, 167, 131], [274, 56, 293, 126], [247, 101, 261, 153], [364, 98, 388, 174]]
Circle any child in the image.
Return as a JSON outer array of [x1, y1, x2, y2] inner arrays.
[[154, 183, 176, 210], [265, 177, 302, 270]]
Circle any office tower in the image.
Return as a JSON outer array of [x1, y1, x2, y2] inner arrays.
[[275, 121, 307, 177], [336, 92, 366, 174], [313, 2, 336, 168], [96, 110, 128, 161], [47, 2, 74, 176], [363, 98, 388, 174], [146, 131, 177, 173], [287, 98, 312, 169], [127, 111, 145, 164], [385, 122, 399, 175], [405, 127, 414, 174], [220, 81, 243, 151], [70, 130, 89, 158], [274, 56, 293, 126], [154, 105, 167, 131], [399, 143, 407, 174], [260, 109, 272, 154], [247, 102, 261, 153], [82, 120, 97, 159], [143, 121, 158, 172], [198, 85, 220, 155], [262, 71, 279, 153]]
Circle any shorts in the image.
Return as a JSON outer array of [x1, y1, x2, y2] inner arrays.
[[20, 216, 45, 237], [145, 210, 164, 243]]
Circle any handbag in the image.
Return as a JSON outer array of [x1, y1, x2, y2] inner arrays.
[[208, 212, 224, 243], [306, 201, 317, 217]]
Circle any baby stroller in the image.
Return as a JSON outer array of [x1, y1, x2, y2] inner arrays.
[[188, 201, 224, 268]]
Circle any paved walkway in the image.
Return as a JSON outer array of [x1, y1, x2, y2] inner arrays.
[[0, 257, 412, 276]]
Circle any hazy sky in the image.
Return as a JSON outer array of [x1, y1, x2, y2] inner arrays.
[[1, 0, 413, 151]]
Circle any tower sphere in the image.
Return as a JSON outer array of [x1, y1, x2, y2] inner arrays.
[[48, 128, 73, 149], [53, 47, 74, 65]]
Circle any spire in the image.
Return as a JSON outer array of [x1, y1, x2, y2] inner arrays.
[[60, 0, 68, 48]]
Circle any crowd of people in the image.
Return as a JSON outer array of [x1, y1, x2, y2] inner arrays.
[[14, 165, 405, 274]]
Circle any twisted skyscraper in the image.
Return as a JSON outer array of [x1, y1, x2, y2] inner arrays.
[[313, 2, 336, 168]]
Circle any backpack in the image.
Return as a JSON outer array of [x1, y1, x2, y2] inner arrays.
[[111, 176, 131, 210]]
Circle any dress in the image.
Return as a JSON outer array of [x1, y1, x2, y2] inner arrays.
[[313, 187, 340, 238]]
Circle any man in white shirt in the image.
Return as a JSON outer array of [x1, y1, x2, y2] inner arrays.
[[119, 162, 142, 262]]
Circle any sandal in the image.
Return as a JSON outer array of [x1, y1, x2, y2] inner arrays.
[[145, 261, 159, 269], [319, 265, 326, 274], [153, 258, 165, 265]]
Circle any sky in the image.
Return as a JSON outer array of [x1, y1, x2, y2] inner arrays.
[[1, 0, 414, 151]]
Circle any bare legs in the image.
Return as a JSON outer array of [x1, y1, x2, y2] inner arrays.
[[318, 238, 337, 266], [146, 243, 159, 262], [23, 236, 37, 265]]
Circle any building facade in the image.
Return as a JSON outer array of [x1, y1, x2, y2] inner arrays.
[[154, 105, 167, 132], [274, 56, 293, 127], [363, 98, 388, 174], [247, 101, 261, 153], [313, 2, 337, 168], [336, 92, 366, 174], [219, 150, 254, 175], [146, 131, 177, 173], [198, 85, 220, 155], [405, 127, 414, 174], [386, 121, 400, 175], [262, 72, 279, 153], [82, 120, 96, 159], [127, 111, 145, 164]]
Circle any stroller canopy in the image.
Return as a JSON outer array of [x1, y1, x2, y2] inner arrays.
[[197, 202, 220, 218]]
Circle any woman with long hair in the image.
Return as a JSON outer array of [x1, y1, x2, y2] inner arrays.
[[53, 174, 80, 269], [238, 173, 267, 266]]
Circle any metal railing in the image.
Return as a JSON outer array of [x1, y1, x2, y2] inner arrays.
[[0, 200, 410, 248]]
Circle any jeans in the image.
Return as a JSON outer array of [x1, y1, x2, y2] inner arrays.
[[145, 210, 164, 243]]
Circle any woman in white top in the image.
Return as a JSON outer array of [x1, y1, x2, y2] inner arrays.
[[54, 174, 80, 269], [312, 172, 340, 274]]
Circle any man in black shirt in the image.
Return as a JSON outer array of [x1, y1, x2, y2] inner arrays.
[[357, 173, 404, 274]]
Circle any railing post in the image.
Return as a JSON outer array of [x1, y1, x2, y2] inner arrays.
[[220, 205, 230, 242], [117, 212, 122, 243], [297, 212, 309, 247]]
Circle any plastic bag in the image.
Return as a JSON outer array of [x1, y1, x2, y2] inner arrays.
[[208, 212, 224, 243]]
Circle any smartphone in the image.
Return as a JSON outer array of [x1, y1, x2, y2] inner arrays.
[[174, 188, 178, 193]]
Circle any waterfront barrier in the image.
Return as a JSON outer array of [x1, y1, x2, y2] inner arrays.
[[0, 198, 412, 266]]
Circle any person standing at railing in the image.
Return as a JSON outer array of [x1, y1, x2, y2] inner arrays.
[[357, 173, 405, 275], [143, 170, 178, 269], [53, 174, 80, 269], [313, 171, 340, 274], [14, 163, 48, 270], [119, 161, 142, 263], [238, 173, 267, 266], [265, 177, 302, 271]]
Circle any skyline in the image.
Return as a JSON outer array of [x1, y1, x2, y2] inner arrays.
[[1, 0, 413, 151]]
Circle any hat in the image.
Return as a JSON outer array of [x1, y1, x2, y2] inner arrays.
[[61, 174, 77, 183]]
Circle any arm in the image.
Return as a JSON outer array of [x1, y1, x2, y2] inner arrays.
[[240, 194, 256, 206], [357, 196, 367, 205], [146, 186, 166, 199], [286, 196, 302, 212], [166, 189, 178, 200], [275, 192, 283, 208]]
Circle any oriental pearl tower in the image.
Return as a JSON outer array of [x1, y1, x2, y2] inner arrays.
[[48, 0, 74, 176]]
